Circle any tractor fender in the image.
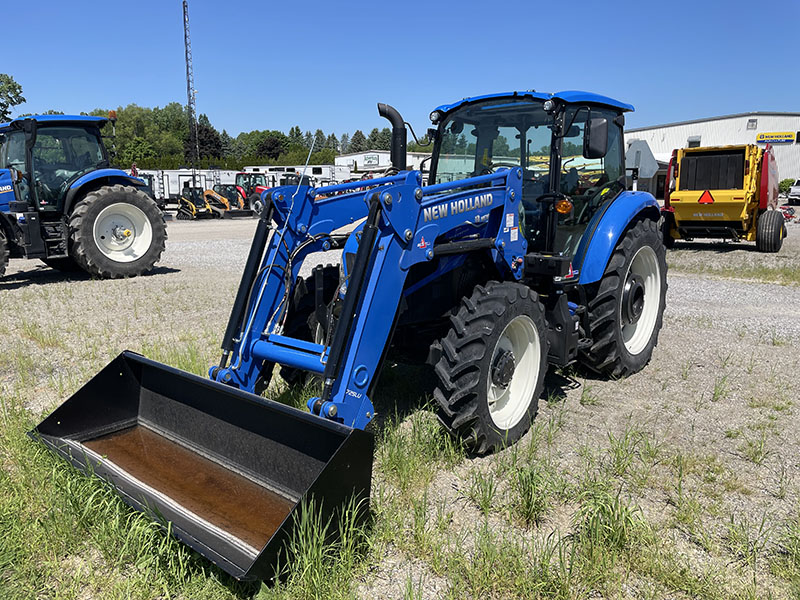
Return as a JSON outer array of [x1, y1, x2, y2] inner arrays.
[[64, 169, 145, 215], [574, 190, 660, 285]]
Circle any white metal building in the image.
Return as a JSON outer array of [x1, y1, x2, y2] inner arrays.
[[626, 112, 800, 182], [335, 150, 432, 174]]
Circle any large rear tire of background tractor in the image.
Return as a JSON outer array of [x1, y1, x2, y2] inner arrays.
[[755, 209, 785, 253], [253, 265, 340, 394], [69, 185, 167, 279], [433, 281, 548, 455], [0, 229, 8, 277], [580, 218, 667, 378]]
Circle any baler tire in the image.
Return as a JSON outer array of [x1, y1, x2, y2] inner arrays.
[[41, 256, 82, 272], [433, 281, 548, 455], [0, 229, 8, 277], [755, 209, 784, 253], [69, 185, 167, 278], [580, 218, 667, 378]]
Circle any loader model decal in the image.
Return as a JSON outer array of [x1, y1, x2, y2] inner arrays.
[[0, 185, 12, 194], [423, 192, 493, 222]]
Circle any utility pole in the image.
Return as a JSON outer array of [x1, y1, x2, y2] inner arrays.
[[183, 0, 199, 188]]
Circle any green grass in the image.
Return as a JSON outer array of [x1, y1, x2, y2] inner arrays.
[[667, 260, 800, 286]]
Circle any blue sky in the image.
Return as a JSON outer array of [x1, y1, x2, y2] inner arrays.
[[6, 0, 799, 137]]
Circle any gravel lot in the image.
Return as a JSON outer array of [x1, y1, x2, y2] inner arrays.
[[3, 216, 800, 598]]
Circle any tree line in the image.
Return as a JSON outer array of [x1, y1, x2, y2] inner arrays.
[[2, 75, 432, 170]]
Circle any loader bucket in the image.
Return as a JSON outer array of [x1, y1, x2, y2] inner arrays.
[[29, 351, 373, 581]]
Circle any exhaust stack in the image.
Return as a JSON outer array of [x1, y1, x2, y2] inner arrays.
[[377, 103, 407, 171]]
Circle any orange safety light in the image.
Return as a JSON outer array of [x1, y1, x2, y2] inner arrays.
[[108, 110, 117, 121], [555, 198, 573, 214]]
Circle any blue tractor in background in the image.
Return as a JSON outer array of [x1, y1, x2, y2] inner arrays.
[[34, 91, 667, 580], [0, 115, 166, 278]]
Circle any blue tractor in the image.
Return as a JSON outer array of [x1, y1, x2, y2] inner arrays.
[[0, 115, 166, 278], [34, 91, 667, 580]]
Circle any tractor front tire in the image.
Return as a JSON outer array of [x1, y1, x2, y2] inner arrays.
[[0, 229, 9, 277], [434, 281, 548, 455], [755, 209, 785, 253], [580, 218, 667, 378], [69, 185, 167, 278]]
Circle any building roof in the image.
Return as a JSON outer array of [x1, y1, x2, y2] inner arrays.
[[627, 111, 800, 133]]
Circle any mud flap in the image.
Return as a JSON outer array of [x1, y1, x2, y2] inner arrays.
[[30, 351, 373, 581]]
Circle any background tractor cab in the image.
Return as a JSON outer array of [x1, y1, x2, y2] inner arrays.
[[0, 115, 166, 277]]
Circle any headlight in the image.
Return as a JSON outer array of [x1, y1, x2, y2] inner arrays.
[[429, 110, 442, 124]]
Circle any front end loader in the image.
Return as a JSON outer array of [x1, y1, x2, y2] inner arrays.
[[32, 91, 667, 581]]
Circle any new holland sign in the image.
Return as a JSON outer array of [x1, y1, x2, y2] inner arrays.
[[756, 132, 796, 144]]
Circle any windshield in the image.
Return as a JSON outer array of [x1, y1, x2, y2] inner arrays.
[[433, 98, 554, 185], [431, 98, 625, 257], [32, 126, 106, 209]]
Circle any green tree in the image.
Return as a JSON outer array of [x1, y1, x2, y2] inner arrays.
[[377, 127, 392, 150], [779, 178, 795, 194], [288, 126, 303, 147], [313, 129, 326, 151], [366, 128, 380, 149], [0, 74, 25, 121], [340, 133, 350, 154], [257, 131, 289, 159], [349, 130, 367, 152], [325, 133, 339, 152], [220, 130, 234, 158], [303, 131, 313, 149]]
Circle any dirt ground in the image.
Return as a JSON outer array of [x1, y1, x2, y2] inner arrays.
[[3, 216, 800, 598]]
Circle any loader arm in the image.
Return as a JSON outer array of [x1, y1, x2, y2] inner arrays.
[[214, 168, 525, 428]]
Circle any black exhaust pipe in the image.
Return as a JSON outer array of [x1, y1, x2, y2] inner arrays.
[[377, 103, 407, 171]]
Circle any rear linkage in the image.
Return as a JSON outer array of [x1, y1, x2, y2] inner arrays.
[[212, 154, 526, 429]]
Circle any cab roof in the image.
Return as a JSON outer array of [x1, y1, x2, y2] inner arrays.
[[0, 114, 108, 132], [433, 90, 635, 115]]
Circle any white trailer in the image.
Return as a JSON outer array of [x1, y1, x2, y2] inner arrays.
[[242, 164, 351, 187]]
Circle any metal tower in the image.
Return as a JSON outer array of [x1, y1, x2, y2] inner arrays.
[[183, 0, 199, 185]]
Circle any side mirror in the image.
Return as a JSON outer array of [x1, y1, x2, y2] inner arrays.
[[584, 115, 608, 159], [426, 127, 439, 142], [21, 118, 37, 149]]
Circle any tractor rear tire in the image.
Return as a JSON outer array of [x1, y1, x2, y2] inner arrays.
[[755, 209, 785, 253], [433, 281, 548, 455], [41, 257, 82, 272], [69, 185, 167, 279], [580, 218, 667, 378], [0, 229, 8, 277]]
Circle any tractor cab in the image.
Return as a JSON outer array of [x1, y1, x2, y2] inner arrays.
[[235, 172, 267, 198], [0, 116, 111, 214], [428, 93, 628, 260]]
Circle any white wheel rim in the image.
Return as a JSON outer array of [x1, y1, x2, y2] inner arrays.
[[93, 203, 152, 263], [620, 246, 661, 355], [487, 314, 540, 430]]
